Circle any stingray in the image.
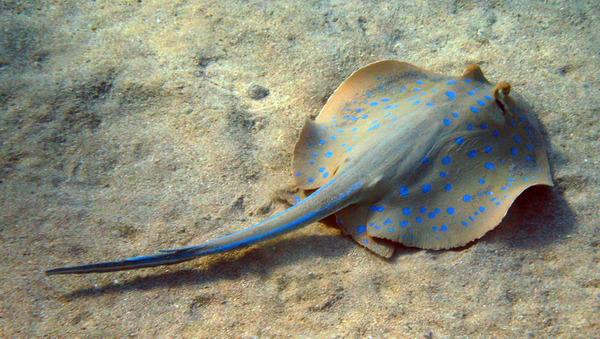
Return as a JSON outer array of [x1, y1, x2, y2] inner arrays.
[[46, 60, 553, 275]]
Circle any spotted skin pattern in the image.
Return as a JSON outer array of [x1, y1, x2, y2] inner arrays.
[[47, 61, 552, 275]]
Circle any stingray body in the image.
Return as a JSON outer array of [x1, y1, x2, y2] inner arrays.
[[47, 61, 552, 275]]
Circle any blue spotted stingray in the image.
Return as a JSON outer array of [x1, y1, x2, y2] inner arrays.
[[47, 61, 553, 275]]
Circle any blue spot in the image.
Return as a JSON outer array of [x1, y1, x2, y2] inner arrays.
[[467, 124, 473, 131], [420, 207, 427, 213], [295, 171, 300, 176], [484, 95, 492, 100], [413, 88, 421, 92], [510, 119, 515, 126], [416, 80, 423, 85], [413, 100, 421, 105], [357, 225, 366, 234], [494, 130, 499, 137], [484, 146, 493, 153], [322, 172, 329, 178], [330, 136, 337, 140], [447, 80, 457, 85], [445, 91, 456, 100], [351, 127, 358, 132], [468, 150, 477, 158], [337, 129, 344, 133], [470, 106, 479, 113], [341, 143, 348, 147], [400, 221, 408, 227], [344, 147, 354, 153], [468, 90, 475, 95], [463, 194, 472, 202], [423, 157, 430, 164], [399, 186, 409, 196], [432, 226, 438, 231], [318, 167, 326, 173], [422, 184, 431, 193], [440, 172, 447, 178], [440, 225, 448, 231], [324, 151, 333, 158], [455, 137, 464, 145], [361, 114, 369, 119], [402, 207, 411, 216], [526, 144, 532, 150], [388, 228, 394, 233], [452, 112, 459, 118], [370, 102, 378, 106], [371, 206, 385, 212], [367, 124, 380, 131], [478, 178, 485, 184], [525, 156, 531, 162], [462, 221, 468, 226], [434, 208, 441, 214], [428, 212, 436, 219], [479, 206, 486, 212], [319, 139, 325, 145], [416, 217, 423, 223], [480, 123, 487, 130], [442, 156, 452, 165], [485, 162, 495, 170], [310, 161, 314, 165], [510, 147, 518, 155], [384, 218, 392, 225], [366, 93, 372, 97], [294, 195, 300, 203], [514, 136, 521, 143], [447, 207, 455, 215], [469, 216, 475, 221], [465, 79, 471, 83], [445, 184, 452, 191], [381, 98, 390, 102], [308, 178, 314, 183], [477, 99, 485, 106], [443, 118, 451, 126]]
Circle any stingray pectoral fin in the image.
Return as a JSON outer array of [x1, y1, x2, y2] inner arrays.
[[45, 245, 205, 275]]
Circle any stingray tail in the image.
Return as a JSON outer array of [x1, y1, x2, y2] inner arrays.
[[46, 176, 363, 275], [45, 246, 207, 275]]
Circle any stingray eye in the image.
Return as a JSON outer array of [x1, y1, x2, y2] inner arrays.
[[493, 82, 511, 116]]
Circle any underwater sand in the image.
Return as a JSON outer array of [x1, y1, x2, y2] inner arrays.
[[1, 0, 599, 337]]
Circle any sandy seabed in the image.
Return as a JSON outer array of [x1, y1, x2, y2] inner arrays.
[[1, 0, 599, 337]]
